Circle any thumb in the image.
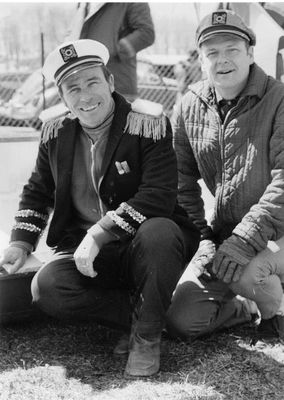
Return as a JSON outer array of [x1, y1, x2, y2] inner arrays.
[[3, 256, 26, 274]]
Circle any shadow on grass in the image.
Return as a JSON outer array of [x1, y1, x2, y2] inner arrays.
[[0, 317, 283, 399]]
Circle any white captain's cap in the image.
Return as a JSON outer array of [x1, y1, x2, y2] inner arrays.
[[42, 39, 109, 86]]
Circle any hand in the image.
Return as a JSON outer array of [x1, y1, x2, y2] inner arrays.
[[117, 38, 135, 59], [212, 253, 243, 283], [0, 246, 28, 274], [73, 233, 99, 278], [212, 235, 256, 283], [189, 239, 216, 277]]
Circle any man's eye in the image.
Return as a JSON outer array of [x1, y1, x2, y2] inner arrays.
[[207, 52, 217, 57], [68, 87, 79, 94], [228, 48, 239, 53]]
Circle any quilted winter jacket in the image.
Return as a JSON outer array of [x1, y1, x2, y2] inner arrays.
[[172, 63, 284, 253]]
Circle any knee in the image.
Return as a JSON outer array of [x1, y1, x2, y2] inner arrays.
[[31, 263, 61, 315], [166, 282, 209, 340], [166, 305, 193, 340], [232, 256, 275, 297], [135, 217, 184, 252]]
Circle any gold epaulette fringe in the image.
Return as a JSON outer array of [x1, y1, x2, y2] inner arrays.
[[124, 111, 167, 142], [41, 116, 65, 144]]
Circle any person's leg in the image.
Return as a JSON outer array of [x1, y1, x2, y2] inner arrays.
[[230, 238, 284, 320], [123, 217, 198, 376], [127, 218, 187, 328], [166, 268, 252, 340], [31, 244, 132, 330]]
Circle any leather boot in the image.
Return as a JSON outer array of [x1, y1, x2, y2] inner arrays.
[[124, 332, 161, 377]]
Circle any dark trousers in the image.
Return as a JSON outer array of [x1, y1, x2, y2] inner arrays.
[[31, 218, 198, 334]]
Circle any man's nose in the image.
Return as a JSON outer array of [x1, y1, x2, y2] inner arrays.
[[80, 88, 93, 102], [216, 52, 228, 64]]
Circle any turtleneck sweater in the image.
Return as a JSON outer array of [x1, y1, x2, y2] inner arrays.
[[71, 103, 115, 230]]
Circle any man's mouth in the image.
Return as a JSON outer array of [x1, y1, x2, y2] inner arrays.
[[80, 103, 100, 112], [217, 70, 234, 75]]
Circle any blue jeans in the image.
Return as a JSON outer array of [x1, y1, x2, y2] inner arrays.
[[31, 217, 199, 334]]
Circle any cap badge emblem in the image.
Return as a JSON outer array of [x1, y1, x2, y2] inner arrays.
[[212, 11, 227, 25], [59, 44, 78, 62]]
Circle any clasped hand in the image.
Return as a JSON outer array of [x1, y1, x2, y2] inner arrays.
[[189, 239, 216, 277], [212, 234, 256, 283]]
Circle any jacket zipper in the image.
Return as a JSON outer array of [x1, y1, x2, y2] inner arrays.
[[215, 102, 242, 222], [200, 99, 235, 222], [90, 139, 105, 219]]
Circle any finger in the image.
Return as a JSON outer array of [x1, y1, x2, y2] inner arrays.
[[2, 262, 17, 274], [85, 262, 97, 278], [0, 253, 11, 267], [231, 264, 243, 282], [212, 253, 224, 275], [190, 257, 205, 269], [77, 261, 97, 278], [223, 262, 237, 283], [212, 254, 221, 274], [215, 257, 229, 280]]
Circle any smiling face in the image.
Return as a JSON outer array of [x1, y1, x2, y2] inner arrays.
[[199, 34, 254, 99], [60, 65, 115, 128]]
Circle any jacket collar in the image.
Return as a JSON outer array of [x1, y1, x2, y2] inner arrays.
[[239, 63, 268, 99]]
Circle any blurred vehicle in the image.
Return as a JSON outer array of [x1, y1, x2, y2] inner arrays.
[[0, 73, 28, 103], [0, 69, 60, 129]]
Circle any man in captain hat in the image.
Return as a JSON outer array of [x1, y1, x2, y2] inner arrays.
[[0, 39, 199, 376], [166, 9, 284, 342]]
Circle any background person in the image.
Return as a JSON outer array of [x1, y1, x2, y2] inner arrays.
[[66, 2, 155, 102], [166, 10, 284, 342], [0, 39, 199, 377]]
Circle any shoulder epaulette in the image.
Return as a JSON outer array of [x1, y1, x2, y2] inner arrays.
[[41, 115, 66, 144], [124, 99, 167, 142]]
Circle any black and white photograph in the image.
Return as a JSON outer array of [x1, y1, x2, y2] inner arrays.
[[0, 2, 283, 399]]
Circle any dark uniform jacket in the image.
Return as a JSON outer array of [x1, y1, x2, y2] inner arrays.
[[11, 93, 198, 250]]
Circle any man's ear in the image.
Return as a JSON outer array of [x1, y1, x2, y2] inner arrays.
[[248, 46, 254, 65], [58, 89, 68, 107], [109, 74, 115, 93]]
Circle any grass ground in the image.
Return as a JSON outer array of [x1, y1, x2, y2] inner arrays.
[[0, 318, 283, 400]]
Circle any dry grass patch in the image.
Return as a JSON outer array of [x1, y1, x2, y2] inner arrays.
[[0, 318, 283, 399]]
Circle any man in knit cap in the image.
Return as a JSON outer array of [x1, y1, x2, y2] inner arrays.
[[166, 10, 284, 342], [0, 39, 199, 376]]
